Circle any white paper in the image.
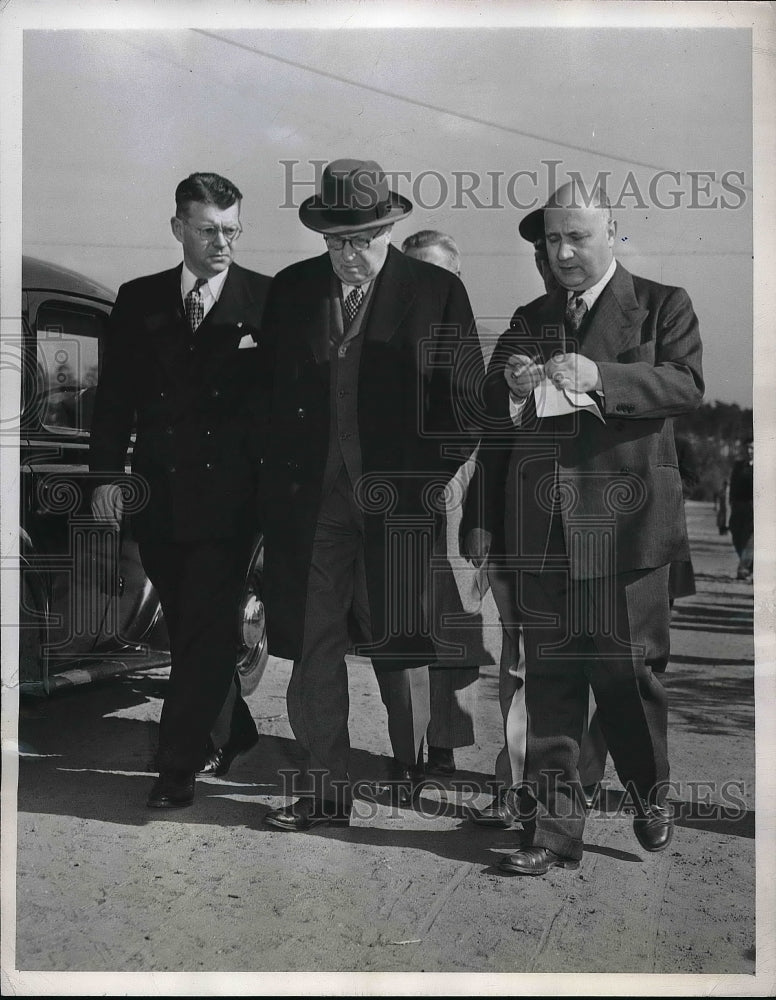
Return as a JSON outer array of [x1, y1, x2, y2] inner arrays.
[[534, 380, 606, 423]]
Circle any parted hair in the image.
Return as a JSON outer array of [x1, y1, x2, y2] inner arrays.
[[175, 172, 243, 216]]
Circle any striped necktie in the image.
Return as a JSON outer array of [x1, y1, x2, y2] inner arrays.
[[185, 277, 207, 332]]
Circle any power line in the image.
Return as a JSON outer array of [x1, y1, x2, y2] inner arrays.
[[194, 29, 752, 192]]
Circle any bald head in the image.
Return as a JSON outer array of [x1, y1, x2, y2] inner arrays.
[[544, 181, 616, 291]]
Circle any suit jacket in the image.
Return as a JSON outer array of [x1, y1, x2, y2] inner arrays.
[[88, 262, 272, 542], [261, 245, 483, 667], [472, 262, 704, 579]]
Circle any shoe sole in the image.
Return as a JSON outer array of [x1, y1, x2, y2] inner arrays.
[[499, 858, 580, 875], [263, 815, 351, 831], [146, 798, 194, 809]]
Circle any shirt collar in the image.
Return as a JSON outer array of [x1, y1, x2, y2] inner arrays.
[[340, 279, 372, 299], [181, 263, 229, 301], [568, 257, 617, 309]]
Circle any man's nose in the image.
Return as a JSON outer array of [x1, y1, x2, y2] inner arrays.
[[212, 229, 229, 248], [342, 242, 358, 260], [557, 239, 574, 260]]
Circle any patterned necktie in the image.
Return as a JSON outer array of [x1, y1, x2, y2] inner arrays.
[[343, 285, 364, 328], [185, 277, 207, 333], [565, 293, 588, 334]]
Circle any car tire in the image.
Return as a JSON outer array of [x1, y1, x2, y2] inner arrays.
[[236, 535, 269, 696]]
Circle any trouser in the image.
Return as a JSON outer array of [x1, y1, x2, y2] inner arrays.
[[286, 469, 430, 807], [519, 562, 671, 861], [139, 535, 256, 772], [488, 564, 528, 791], [427, 667, 479, 748]]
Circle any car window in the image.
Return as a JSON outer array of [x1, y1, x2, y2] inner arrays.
[[34, 300, 106, 434]]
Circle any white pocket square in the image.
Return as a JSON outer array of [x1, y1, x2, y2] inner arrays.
[[238, 333, 257, 349]]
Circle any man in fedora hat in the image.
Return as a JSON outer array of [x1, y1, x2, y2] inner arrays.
[[260, 159, 482, 830], [465, 178, 703, 873]]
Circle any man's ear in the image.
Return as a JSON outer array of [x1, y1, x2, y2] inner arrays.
[[171, 216, 184, 244], [607, 218, 618, 244]]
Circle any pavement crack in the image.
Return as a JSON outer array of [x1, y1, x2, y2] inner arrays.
[[414, 862, 474, 939], [527, 901, 569, 971]]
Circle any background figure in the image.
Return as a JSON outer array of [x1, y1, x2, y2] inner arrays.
[[89, 172, 272, 808], [260, 160, 482, 832], [727, 437, 754, 581], [401, 229, 481, 776]]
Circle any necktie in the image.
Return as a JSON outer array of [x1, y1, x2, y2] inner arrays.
[[343, 285, 364, 329], [565, 293, 588, 334], [185, 277, 207, 333]]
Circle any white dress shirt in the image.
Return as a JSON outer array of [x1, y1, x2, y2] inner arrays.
[[509, 257, 617, 422], [181, 264, 229, 321]]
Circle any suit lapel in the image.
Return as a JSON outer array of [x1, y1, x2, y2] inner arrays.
[[580, 263, 648, 362], [301, 255, 337, 364], [363, 246, 415, 343], [145, 265, 190, 374]]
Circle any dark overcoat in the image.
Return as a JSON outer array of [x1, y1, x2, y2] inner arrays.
[[472, 262, 704, 579], [88, 262, 272, 541], [260, 246, 483, 669]]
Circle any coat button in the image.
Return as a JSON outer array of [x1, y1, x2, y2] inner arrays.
[[169, 465, 176, 473], [205, 463, 212, 470], [621, 466, 631, 473], [297, 408, 305, 418], [338, 390, 347, 398], [211, 389, 220, 397], [205, 430, 212, 436], [160, 391, 166, 399], [166, 426, 174, 435]]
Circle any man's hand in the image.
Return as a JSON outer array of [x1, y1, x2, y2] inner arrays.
[[91, 483, 124, 525], [462, 527, 492, 568], [504, 353, 545, 401], [544, 351, 601, 393]]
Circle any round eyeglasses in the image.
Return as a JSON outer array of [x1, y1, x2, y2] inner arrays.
[[181, 219, 243, 244]]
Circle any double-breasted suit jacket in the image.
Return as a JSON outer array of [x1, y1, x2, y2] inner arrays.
[[261, 245, 483, 671], [474, 262, 704, 579], [89, 262, 272, 540]]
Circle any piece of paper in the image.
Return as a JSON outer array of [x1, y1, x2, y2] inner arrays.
[[534, 381, 606, 423]]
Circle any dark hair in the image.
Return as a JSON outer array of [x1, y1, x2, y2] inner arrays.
[[401, 229, 461, 272], [175, 172, 242, 216]]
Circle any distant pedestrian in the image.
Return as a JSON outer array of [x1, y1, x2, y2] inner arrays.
[[727, 438, 754, 581]]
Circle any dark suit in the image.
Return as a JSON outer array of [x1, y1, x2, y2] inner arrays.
[[89, 262, 272, 771], [261, 245, 481, 804], [474, 262, 703, 859]]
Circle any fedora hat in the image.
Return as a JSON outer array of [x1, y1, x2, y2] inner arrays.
[[518, 206, 544, 244], [299, 158, 413, 235]]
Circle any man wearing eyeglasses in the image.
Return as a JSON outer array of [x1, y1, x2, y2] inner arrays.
[[260, 159, 482, 831], [89, 172, 272, 808]]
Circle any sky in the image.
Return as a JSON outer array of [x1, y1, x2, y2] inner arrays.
[[17, 17, 755, 405]]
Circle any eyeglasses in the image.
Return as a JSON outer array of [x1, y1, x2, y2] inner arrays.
[[180, 219, 243, 243], [324, 229, 386, 252]]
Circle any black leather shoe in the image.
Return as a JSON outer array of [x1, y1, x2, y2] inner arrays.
[[499, 846, 580, 876], [198, 732, 259, 777], [426, 745, 456, 775], [467, 792, 517, 828], [633, 801, 674, 852], [147, 770, 195, 809], [263, 798, 351, 832]]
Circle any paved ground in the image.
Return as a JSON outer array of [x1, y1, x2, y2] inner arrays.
[[5, 502, 767, 995]]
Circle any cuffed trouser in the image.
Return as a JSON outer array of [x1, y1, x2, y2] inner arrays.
[[139, 535, 252, 772], [520, 562, 671, 861], [286, 469, 430, 807]]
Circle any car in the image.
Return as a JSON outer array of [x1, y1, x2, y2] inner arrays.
[[18, 256, 268, 696]]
